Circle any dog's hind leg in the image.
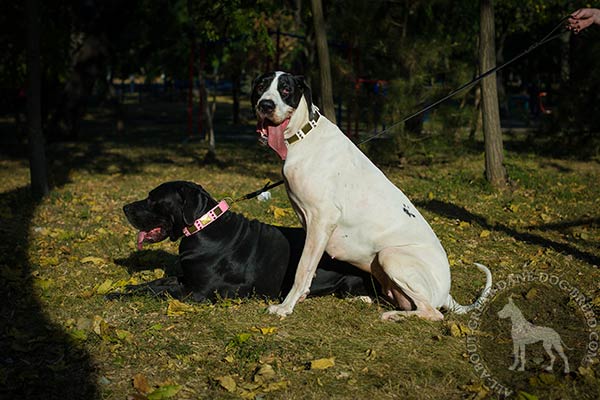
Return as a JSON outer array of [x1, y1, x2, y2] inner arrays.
[[543, 340, 556, 372], [376, 248, 444, 321], [555, 341, 570, 374]]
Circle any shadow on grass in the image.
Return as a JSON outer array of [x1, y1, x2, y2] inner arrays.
[[0, 187, 98, 399], [114, 249, 180, 276], [416, 199, 600, 266]]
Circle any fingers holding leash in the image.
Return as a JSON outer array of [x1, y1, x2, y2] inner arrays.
[[567, 8, 600, 34]]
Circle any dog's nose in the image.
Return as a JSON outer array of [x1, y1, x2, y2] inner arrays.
[[258, 99, 275, 114]]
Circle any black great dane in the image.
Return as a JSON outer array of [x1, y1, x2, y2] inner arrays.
[[118, 181, 378, 303]]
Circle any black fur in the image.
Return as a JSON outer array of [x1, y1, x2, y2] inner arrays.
[[251, 72, 314, 120], [119, 181, 377, 302]]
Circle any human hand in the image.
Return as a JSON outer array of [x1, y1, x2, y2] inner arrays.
[[567, 8, 600, 34]]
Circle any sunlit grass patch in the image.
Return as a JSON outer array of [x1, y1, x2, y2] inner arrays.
[[1, 103, 599, 399]]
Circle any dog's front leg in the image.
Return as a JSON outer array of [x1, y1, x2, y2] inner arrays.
[[268, 219, 336, 317]]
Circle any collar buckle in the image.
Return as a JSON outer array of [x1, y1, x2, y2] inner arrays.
[[182, 200, 229, 237], [285, 110, 320, 146]]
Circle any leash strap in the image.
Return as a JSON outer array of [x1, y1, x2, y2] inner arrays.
[[233, 180, 285, 203], [359, 15, 570, 145], [182, 200, 230, 236], [235, 16, 570, 201]]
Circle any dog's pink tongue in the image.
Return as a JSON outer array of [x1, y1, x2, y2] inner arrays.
[[136, 231, 147, 250], [267, 123, 288, 160], [256, 119, 290, 160]]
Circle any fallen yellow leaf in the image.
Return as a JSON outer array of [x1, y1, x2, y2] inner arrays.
[[253, 326, 277, 335], [253, 364, 276, 384], [310, 357, 335, 370], [215, 375, 237, 393], [449, 322, 472, 337], [167, 299, 197, 316], [95, 279, 113, 295], [269, 206, 288, 220], [525, 288, 538, 300], [81, 256, 105, 265], [132, 373, 151, 394]]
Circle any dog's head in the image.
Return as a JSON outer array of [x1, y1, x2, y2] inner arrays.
[[123, 181, 217, 250], [251, 72, 314, 158]]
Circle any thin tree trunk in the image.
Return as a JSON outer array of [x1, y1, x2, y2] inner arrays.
[[26, 0, 48, 199], [311, 0, 336, 123], [479, 0, 506, 187], [232, 73, 240, 125], [560, 32, 570, 82], [199, 74, 216, 163]]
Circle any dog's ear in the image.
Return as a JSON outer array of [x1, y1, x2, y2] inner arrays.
[[294, 75, 314, 120], [179, 184, 205, 227]]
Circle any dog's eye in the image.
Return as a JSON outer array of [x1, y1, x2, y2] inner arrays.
[[256, 83, 265, 92], [281, 88, 290, 96]]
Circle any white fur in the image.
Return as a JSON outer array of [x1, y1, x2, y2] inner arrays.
[[262, 81, 491, 321]]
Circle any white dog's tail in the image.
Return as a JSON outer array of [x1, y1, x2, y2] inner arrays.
[[445, 263, 492, 314]]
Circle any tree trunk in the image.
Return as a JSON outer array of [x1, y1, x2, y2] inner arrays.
[[311, 0, 336, 123], [479, 0, 506, 187], [26, 0, 49, 199], [560, 32, 570, 83], [232, 73, 240, 125], [199, 73, 217, 163]]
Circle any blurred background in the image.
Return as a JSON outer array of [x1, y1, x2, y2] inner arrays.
[[3, 1, 600, 175]]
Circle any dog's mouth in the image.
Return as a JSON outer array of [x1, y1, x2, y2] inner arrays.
[[256, 118, 290, 160], [136, 226, 168, 250]]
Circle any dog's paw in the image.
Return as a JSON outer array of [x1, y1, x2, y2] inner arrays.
[[348, 296, 373, 304], [267, 304, 292, 317], [380, 311, 404, 322]]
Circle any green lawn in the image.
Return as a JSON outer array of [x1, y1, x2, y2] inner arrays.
[[0, 99, 598, 399]]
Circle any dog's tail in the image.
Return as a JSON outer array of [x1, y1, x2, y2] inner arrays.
[[445, 263, 492, 314]]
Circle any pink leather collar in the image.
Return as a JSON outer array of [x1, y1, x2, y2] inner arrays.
[[182, 200, 229, 237]]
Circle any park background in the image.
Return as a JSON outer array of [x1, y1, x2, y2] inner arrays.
[[1, 1, 599, 399]]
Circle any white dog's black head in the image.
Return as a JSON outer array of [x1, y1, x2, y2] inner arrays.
[[251, 72, 315, 159], [251, 71, 314, 124]]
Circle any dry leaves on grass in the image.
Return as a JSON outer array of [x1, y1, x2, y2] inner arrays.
[[447, 321, 473, 337], [269, 205, 292, 220], [166, 299, 199, 316], [214, 363, 289, 399], [309, 357, 335, 370], [129, 373, 181, 400], [251, 326, 277, 335], [460, 381, 489, 400]]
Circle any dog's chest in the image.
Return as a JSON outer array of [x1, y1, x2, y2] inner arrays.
[[326, 227, 376, 268]]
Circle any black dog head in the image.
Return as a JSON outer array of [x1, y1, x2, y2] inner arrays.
[[123, 181, 217, 249], [251, 71, 314, 125]]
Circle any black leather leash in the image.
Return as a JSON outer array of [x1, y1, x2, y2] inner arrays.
[[237, 16, 570, 201], [231, 180, 286, 203]]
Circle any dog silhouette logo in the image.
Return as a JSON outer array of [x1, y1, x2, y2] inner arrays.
[[497, 297, 570, 374]]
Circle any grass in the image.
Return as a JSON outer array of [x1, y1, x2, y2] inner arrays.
[[0, 97, 599, 399]]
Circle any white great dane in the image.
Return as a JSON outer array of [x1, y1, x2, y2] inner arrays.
[[252, 71, 492, 320]]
